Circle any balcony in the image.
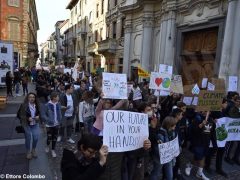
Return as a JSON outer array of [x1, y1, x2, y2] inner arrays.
[[98, 39, 117, 53]]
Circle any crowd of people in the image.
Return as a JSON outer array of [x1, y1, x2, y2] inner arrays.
[[15, 67, 240, 180]]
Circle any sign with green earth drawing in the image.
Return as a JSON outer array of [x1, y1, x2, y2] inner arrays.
[[216, 117, 240, 147]]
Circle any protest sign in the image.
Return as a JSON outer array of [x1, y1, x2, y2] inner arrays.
[[183, 97, 193, 106], [64, 68, 72, 74], [149, 72, 172, 91], [207, 82, 215, 91], [170, 75, 184, 94], [127, 84, 133, 96], [202, 78, 208, 88], [103, 110, 149, 152], [102, 73, 127, 99], [192, 97, 198, 106], [159, 64, 173, 75], [132, 87, 142, 101], [216, 117, 240, 147], [138, 66, 150, 77], [196, 90, 225, 111], [228, 76, 238, 92], [158, 136, 180, 164]]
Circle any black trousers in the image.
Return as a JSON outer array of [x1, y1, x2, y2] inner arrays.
[[46, 126, 59, 150], [205, 147, 225, 170]]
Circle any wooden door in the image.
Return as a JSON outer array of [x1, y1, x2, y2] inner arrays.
[[181, 28, 218, 85]]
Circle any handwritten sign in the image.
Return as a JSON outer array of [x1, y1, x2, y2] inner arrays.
[[196, 90, 225, 111], [159, 136, 180, 164], [149, 72, 172, 91], [103, 110, 149, 152], [170, 75, 184, 94], [159, 64, 173, 75], [102, 73, 127, 99]]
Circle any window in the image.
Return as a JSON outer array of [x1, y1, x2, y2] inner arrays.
[[100, 28, 103, 41], [89, 11, 92, 22], [8, 20, 20, 41], [8, 0, 20, 7], [119, 58, 123, 64], [96, 4, 99, 18], [88, 36, 91, 44], [112, 22, 117, 39], [106, 25, 110, 39], [79, 1, 81, 16], [121, 18, 125, 37], [75, 6, 77, 14], [119, 66, 123, 73], [101, 0, 104, 14], [95, 30, 98, 42], [114, 0, 117, 6]]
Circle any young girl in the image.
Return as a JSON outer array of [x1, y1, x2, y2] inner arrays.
[[155, 116, 177, 180]]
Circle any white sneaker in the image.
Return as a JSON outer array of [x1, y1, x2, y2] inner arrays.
[[196, 172, 209, 180], [16, 94, 21, 96], [185, 166, 192, 176], [45, 146, 49, 153], [57, 136, 62, 142], [51, 150, 57, 158], [67, 138, 75, 144]]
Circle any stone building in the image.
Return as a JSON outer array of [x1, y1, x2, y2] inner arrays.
[[54, 20, 65, 65], [0, 0, 39, 68], [119, 0, 240, 85], [40, 33, 56, 65]]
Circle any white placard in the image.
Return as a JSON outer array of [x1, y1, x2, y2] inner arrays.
[[170, 75, 184, 94], [192, 97, 198, 106], [159, 136, 180, 164], [183, 97, 193, 106], [159, 64, 173, 75], [149, 72, 172, 91], [228, 76, 238, 92], [207, 82, 215, 91], [73, 85, 80, 89], [64, 68, 72, 74], [160, 90, 170, 96], [103, 110, 149, 152], [216, 117, 240, 147], [102, 73, 127, 99], [202, 78, 208, 88]]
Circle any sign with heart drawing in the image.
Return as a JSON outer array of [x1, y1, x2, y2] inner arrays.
[[149, 72, 172, 90]]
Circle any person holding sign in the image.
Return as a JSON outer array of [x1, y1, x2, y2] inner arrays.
[[185, 111, 213, 180], [61, 134, 109, 180], [150, 116, 177, 180]]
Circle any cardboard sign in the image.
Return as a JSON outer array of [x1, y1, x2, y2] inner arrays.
[[102, 73, 128, 99], [103, 110, 149, 152], [159, 64, 173, 75], [210, 78, 225, 91], [159, 136, 180, 164], [170, 75, 184, 94], [149, 72, 172, 91], [196, 90, 225, 111]]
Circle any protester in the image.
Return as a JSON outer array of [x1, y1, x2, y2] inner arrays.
[[59, 84, 77, 143], [13, 69, 22, 96], [42, 92, 62, 158], [5, 71, 13, 97], [22, 71, 29, 96], [18, 92, 41, 159], [61, 133, 109, 180]]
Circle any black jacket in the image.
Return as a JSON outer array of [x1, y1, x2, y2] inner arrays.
[[61, 149, 105, 180]]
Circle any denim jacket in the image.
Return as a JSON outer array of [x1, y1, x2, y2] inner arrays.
[[42, 102, 62, 126]]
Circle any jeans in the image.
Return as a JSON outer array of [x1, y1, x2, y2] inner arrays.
[[163, 162, 173, 180], [46, 126, 59, 150], [60, 116, 74, 138], [24, 124, 40, 151], [22, 84, 28, 95], [15, 82, 20, 94], [83, 116, 94, 133]]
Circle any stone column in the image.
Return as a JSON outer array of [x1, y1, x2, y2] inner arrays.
[[164, 11, 176, 66], [219, 0, 237, 78], [229, 0, 240, 76], [123, 23, 132, 76], [141, 17, 154, 72]]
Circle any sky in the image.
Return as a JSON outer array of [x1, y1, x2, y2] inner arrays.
[[36, 0, 69, 45]]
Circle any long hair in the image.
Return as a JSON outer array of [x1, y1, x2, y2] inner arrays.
[[23, 92, 40, 110]]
